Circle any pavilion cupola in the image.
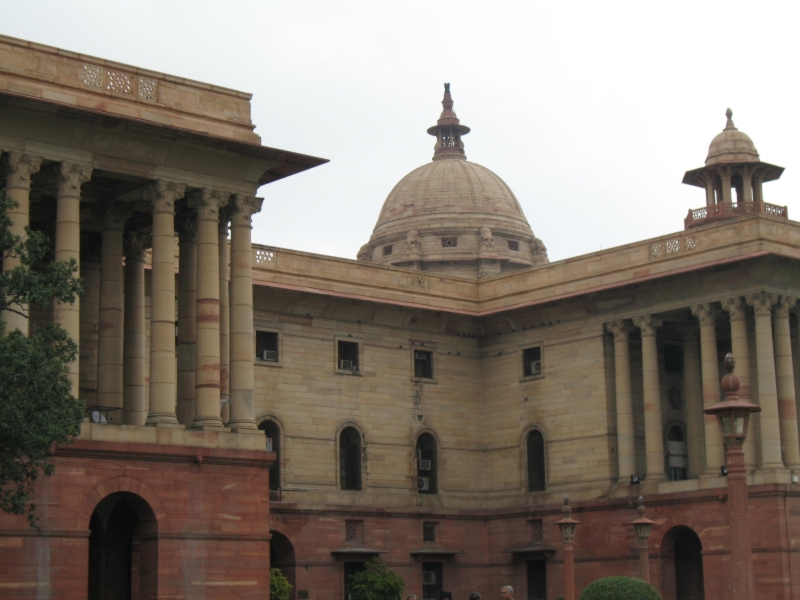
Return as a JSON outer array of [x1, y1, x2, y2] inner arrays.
[[427, 83, 471, 161]]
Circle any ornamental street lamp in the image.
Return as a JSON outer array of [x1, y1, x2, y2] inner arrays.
[[629, 496, 655, 583], [555, 495, 580, 600], [704, 353, 760, 600]]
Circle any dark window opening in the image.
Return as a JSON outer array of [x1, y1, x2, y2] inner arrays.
[[344, 561, 367, 600], [383, 245, 393, 256], [527, 559, 547, 600], [345, 521, 362, 543], [523, 347, 542, 377], [667, 425, 688, 482], [340, 427, 362, 491], [256, 331, 278, 362], [259, 420, 281, 489], [441, 237, 457, 248], [508, 240, 520, 251], [416, 433, 437, 494], [414, 350, 433, 379], [527, 430, 546, 492], [423, 522, 437, 542], [530, 518, 543, 542], [665, 344, 683, 373], [338, 341, 360, 371], [422, 562, 443, 600]]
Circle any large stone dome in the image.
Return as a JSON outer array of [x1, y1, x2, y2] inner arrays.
[[359, 85, 547, 280]]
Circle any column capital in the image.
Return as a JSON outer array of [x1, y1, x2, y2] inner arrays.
[[177, 210, 198, 242], [746, 291, 777, 316], [93, 200, 133, 230], [229, 194, 263, 226], [721, 296, 746, 320], [124, 231, 151, 260], [774, 295, 797, 318], [690, 303, 719, 325], [2, 152, 42, 189], [605, 320, 632, 339], [143, 179, 186, 213], [49, 162, 93, 195], [187, 188, 230, 221], [633, 315, 662, 336], [218, 206, 231, 236]]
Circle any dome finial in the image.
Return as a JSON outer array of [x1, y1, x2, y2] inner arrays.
[[724, 108, 737, 131], [444, 82, 450, 94], [426, 83, 471, 161]]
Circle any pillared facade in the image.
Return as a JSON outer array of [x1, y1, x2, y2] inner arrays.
[[0, 36, 799, 600]]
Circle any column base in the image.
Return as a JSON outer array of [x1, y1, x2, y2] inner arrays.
[[227, 419, 258, 432], [145, 413, 180, 426], [190, 424, 230, 432], [230, 426, 262, 434], [145, 421, 186, 429]]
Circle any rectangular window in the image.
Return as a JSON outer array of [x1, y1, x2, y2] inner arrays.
[[522, 346, 543, 377], [664, 344, 683, 373], [530, 518, 543, 542], [414, 350, 433, 379], [256, 331, 278, 362], [422, 562, 443, 600], [338, 340, 360, 371], [527, 560, 547, 600], [508, 240, 520, 251], [345, 520, 363, 543], [423, 522, 437, 542], [441, 237, 457, 248], [383, 245, 393, 256]]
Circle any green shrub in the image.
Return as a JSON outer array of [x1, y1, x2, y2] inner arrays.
[[349, 557, 405, 600], [270, 567, 293, 600], [580, 576, 661, 600]]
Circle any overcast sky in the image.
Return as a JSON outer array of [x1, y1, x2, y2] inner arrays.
[[4, 0, 800, 263]]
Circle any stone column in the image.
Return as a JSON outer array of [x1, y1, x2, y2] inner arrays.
[[704, 179, 715, 207], [721, 297, 757, 469], [219, 208, 231, 425], [606, 320, 635, 480], [753, 174, 763, 203], [720, 168, 733, 204], [144, 180, 185, 426], [2, 152, 42, 334], [747, 292, 784, 469], [176, 213, 198, 425], [741, 170, 753, 203], [773, 296, 800, 469], [51, 162, 92, 394], [187, 189, 228, 429], [228, 194, 263, 431], [96, 201, 132, 420], [690, 303, 725, 475], [680, 325, 705, 477], [123, 232, 150, 425], [633, 315, 666, 481]]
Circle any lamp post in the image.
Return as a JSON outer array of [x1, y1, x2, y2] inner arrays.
[[704, 353, 760, 600], [629, 496, 655, 583], [555, 495, 580, 600]]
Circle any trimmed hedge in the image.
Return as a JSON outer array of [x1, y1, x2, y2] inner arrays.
[[579, 576, 661, 600]]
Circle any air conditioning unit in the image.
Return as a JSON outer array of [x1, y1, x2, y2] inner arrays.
[[417, 477, 430, 491], [419, 459, 432, 471], [422, 571, 437, 585], [339, 359, 355, 370], [415, 351, 429, 360], [530, 360, 542, 375], [266, 437, 273, 452], [89, 411, 107, 424], [415, 449, 422, 459], [262, 350, 277, 362]]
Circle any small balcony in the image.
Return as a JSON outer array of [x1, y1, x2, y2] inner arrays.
[[685, 201, 788, 229]]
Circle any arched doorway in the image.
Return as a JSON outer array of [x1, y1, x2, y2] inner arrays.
[[270, 531, 296, 600], [88, 492, 158, 600], [661, 526, 704, 600]]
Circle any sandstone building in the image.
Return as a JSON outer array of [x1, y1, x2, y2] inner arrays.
[[0, 35, 799, 600]]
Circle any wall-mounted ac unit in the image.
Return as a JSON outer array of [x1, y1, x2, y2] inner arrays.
[[530, 360, 542, 374], [339, 359, 355, 370], [422, 571, 437, 585], [262, 350, 277, 362], [415, 449, 422, 459], [266, 438, 273, 452], [415, 351, 429, 360], [417, 477, 430, 491], [419, 459, 432, 471]]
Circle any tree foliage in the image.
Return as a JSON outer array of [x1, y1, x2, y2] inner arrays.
[[0, 188, 84, 527], [349, 557, 405, 600], [270, 567, 293, 600], [579, 576, 661, 600]]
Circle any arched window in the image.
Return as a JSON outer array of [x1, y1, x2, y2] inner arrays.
[[340, 426, 362, 491], [527, 430, 546, 492], [416, 433, 437, 494], [259, 419, 281, 489], [667, 425, 688, 481]]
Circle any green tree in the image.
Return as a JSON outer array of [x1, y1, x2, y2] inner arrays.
[[579, 575, 661, 600], [0, 188, 84, 527], [270, 567, 293, 600], [349, 557, 405, 600]]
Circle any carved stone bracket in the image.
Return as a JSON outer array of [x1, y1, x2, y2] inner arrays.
[[721, 296, 746, 320], [605, 320, 632, 339], [143, 179, 186, 213], [357, 244, 372, 262], [177, 210, 198, 241], [229, 193, 263, 226], [633, 315, 662, 336], [746, 292, 777, 316], [50, 162, 93, 196], [2, 152, 43, 188], [187, 188, 231, 221], [690, 303, 719, 325], [93, 200, 133, 230], [124, 232, 152, 260]]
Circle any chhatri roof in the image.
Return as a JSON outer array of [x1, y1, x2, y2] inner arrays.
[[705, 108, 760, 166]]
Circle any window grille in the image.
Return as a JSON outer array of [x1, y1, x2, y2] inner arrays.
[[383, 245, 393, 256], [441, 237, 457, 248], [508, 240, 520, 251]]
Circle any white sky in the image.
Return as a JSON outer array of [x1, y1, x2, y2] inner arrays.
[[4, 0, 800, 262]]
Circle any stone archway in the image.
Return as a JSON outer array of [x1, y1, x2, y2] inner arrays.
[[271, 530, 297, 600], [88, 491, 158, 600], [660, 526, 704, 600]]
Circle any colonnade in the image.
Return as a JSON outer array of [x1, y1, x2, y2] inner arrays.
[[697, 165, 766, 207], [606, 293, 800, 482], [1, 150, 261, 431]]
